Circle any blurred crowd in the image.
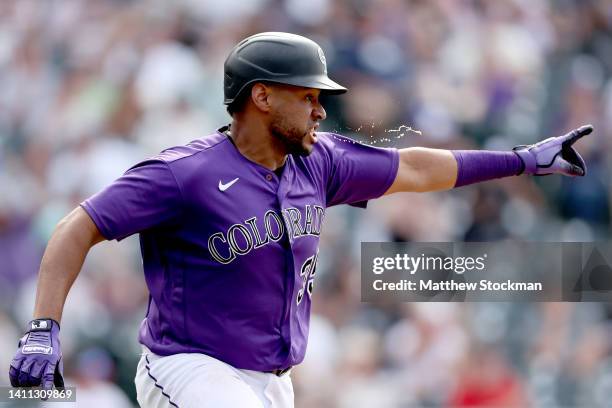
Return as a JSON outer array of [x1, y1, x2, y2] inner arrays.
[[1, 0, 612, 406]]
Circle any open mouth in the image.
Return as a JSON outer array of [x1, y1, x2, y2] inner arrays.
[[309, 123, 320, 143], [310, 131, 318, 143]]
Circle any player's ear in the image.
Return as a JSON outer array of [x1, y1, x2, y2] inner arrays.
[[251, 83, 272, 113]]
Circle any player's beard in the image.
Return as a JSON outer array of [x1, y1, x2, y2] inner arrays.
[[269, 114, 312, 157]]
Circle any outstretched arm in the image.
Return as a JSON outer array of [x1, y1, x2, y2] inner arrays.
[[384, 125, 592, 195], [34, 206, 105, 322]]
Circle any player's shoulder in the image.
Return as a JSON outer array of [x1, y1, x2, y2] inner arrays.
[[315, 132, 353, 146], [310, 132, 368, 158], [297, 132, 356, 172], [153, 130, 229, 164], [125, 129, 229, 175], [305, 131, 394, 170]]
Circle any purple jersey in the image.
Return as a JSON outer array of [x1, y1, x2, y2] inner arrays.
[[81, 128, 398, 371]]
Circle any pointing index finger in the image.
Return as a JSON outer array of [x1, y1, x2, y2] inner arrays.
[[563, 124, 593, 145]]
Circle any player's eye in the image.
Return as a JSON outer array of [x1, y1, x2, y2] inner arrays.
[[306, 95, 314, 102]]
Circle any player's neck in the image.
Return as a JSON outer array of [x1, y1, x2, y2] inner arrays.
[[229, 118, 288, 171]]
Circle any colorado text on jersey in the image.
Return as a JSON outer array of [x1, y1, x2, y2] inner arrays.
[[207, 204, 325, 264]]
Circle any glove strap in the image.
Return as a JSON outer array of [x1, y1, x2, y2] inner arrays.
[[512, 147, 536, 175], [27, 318, 60, 333]]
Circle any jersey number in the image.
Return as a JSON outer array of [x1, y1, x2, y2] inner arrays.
[[296, 251, 318, 305]]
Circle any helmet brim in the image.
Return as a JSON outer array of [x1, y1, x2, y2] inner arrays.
[[223, 75, 348, 105], [285, 75, 348, 95]]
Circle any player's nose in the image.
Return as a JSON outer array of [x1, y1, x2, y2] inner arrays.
[[313, 103, 326, 121]]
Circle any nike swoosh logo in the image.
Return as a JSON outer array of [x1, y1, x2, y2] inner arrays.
[[218, 177, 239, 192]]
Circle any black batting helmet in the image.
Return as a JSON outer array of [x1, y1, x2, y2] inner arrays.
[[223, 32, 347, 105]]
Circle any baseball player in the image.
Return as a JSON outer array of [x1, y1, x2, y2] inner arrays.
[[9, 32, 591, 407]]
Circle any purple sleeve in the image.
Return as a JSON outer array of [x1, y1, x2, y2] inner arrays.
[[80, 160, 183, 241], [324, 134, 399, 208], [452, 150, 523, 187]]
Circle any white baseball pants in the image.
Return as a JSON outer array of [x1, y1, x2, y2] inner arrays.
[[135, 347, 294, 408]]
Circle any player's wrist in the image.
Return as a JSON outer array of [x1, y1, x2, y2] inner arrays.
[[26, 318, 61, 333], [511, 148, 533, 175]]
